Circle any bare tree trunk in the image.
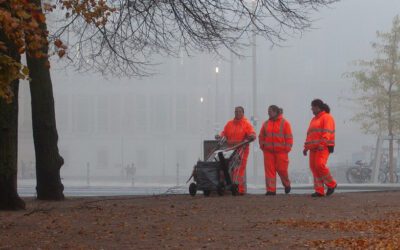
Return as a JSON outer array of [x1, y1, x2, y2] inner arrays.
[[388, 84, 394, 183], [389, 136, 394, 183], [387, 25, 399, 183], [26, 0, 64, 200], [0, 30, 25, 210]]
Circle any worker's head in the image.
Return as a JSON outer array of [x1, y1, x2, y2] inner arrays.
[[311, 99, 330, 115], [268, 105, 282, 120], [234, 106, 244, 120]]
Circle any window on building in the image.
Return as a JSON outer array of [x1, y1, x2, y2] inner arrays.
[[176, 95, 187, 132], [108, 95, 121, 134], [176, 149, 187, 170], [97, 96, 109, 132], [123, 95, 135, 132], [136, 149, 147, 169], [135, 95, 147, 132], [152, 95, 170, 133], [97, 149, 108, 169], [75, 96, 91, 133]]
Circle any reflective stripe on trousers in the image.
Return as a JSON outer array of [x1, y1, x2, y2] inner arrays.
[[263, 151, 290, 192], [309, 148, 337, 195]]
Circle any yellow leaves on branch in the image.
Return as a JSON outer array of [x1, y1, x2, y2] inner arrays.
[[54, 39, 67, 50], [16, 9, 31, 19], [0, 54, 29, 103], [0, 1, 53, 55], [60, 0, 116, 27], [43, 3, 57, 13], [0, 0, 48, 102], [1, 0, 116, 61], [54, 39, 63, 48], [54, 39, 67, 58], [0, 42, 7, 52], [58, 50, 66, 58], [0, 1, 48, 57], [0, 0, 116, 102], [0, 9, 25, 51]]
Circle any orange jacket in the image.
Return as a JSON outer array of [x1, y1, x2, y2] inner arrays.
[[304, 111, 335, 150], [258, 115, 293, 153], [220, 117, 256, 146]]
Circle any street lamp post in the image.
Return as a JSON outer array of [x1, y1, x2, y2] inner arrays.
[[251, 0, 258, 183], [207, 84, 211, 135], [230, 52, 234, 110], [200, 97, 204, 160], [214, 67, 219, 135]]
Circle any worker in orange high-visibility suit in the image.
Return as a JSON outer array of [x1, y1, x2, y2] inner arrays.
[[216, 106, 256, 195], [303, 99, 337, 197], [259, 105, 293, 196]]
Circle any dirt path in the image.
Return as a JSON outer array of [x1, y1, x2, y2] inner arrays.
[[1, 191, 400, 249]]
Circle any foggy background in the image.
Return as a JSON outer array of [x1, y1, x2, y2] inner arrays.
[[16, 0, 400, 187]]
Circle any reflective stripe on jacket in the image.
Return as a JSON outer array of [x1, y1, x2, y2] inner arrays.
[[258, 115, 293, 153], [304, 111, 335, 150], [220, 117, 256, 146]]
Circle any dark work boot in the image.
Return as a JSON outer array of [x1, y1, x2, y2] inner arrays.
[[326, 184, 337, 196], [311, 192, 324, 197], [265, 191, 276, 196], [285, 186, 291, 194]]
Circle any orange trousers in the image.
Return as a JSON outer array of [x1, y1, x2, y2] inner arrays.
[[263, 151, 290, 192], [309, 148, 337, 195], [232, 147, 249, 194]]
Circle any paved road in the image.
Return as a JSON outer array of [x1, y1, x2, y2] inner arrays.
[[17, 184, 400, 197]]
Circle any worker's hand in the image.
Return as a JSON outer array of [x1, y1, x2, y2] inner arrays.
[[247, 135, 256, 142], [303, 149, 308, 156], [215, 134, 222, 140]]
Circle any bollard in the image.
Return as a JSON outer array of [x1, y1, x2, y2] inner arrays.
[[176, 163, 180, 186]]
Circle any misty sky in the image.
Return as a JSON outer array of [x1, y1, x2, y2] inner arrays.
[[18, 0, 400, 182]]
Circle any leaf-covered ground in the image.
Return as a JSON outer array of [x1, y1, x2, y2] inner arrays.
[[1, 191, 400, 249]]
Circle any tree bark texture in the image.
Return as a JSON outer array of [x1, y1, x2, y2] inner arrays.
[[26, 0, 64, 200], [0, 30, 25, 210]]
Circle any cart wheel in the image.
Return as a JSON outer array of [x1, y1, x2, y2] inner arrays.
[[189, 183, 197, 196], [231, 184, 238, 196], [203, 190, 211, 197], [217, 184, 225, 196]]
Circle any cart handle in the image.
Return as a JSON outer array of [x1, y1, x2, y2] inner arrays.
[[223, 140, 252, 152]]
